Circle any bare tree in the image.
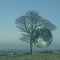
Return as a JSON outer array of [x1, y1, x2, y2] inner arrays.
[[15, 11, 56, 54]]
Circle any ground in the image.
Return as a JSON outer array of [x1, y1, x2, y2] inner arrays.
[[0, 51, 60, 60]]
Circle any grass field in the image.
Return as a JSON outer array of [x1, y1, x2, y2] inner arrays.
[[0, 51, 60, 60]]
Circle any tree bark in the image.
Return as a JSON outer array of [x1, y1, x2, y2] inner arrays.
[[30, 38, 33, 55], [30, 32, 33, 55]]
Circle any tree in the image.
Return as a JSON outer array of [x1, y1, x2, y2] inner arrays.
[[15, 11, 56, 54]]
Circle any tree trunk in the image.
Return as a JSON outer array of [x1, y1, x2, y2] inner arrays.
[[30, 32, 33, 55], [30, 39, 33, 55]]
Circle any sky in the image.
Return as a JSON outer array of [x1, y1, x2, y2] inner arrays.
[[0, 0, 60, 51]]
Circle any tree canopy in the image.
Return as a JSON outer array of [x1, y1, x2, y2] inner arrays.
[[16, 11, 56, 34]]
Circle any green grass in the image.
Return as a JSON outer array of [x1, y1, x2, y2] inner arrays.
[[0, 52, 60, 60]]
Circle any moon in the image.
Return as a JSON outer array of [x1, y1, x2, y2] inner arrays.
[[34, 28, 53, 48]]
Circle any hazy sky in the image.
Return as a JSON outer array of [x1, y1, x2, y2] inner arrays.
[[0, 0, 60, 50]]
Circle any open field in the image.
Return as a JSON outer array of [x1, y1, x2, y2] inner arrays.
[[0, 51, 60, 60]]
